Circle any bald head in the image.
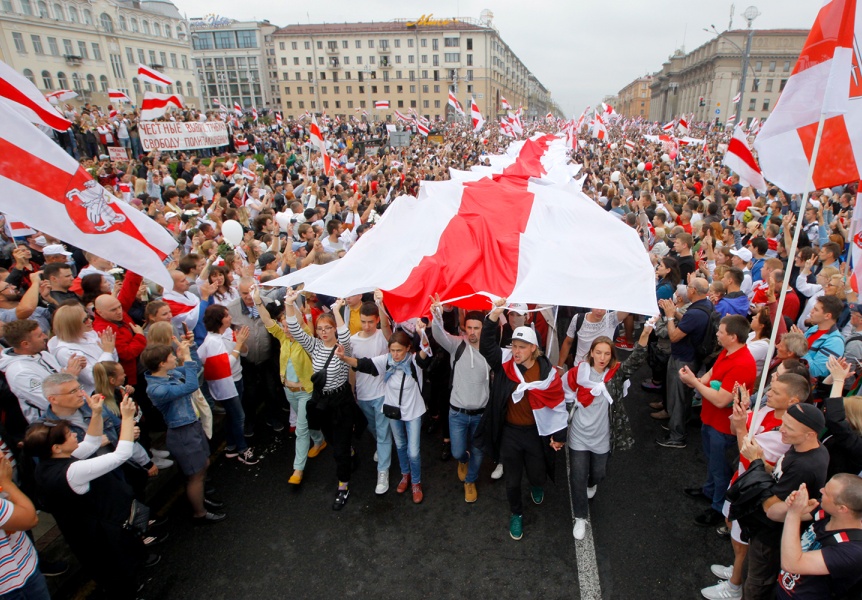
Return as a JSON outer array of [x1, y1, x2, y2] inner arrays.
[[170, 269, 189, 293], [95, 294, 123, 322], [689, 277, 709, 297]]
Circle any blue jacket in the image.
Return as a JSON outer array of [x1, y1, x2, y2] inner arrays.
[[145, 362, 201, 428], [804, 326, 846, 379], [715, 292, 749, 318]]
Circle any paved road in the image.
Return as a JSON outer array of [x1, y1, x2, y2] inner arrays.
[[61, 360, 734, 600]]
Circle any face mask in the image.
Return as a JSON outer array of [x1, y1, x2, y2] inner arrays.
[[34, 235, 47, 247]]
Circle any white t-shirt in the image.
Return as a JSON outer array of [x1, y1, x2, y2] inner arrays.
[[350, 330, 388, 401], [566, 311, 621, 363]]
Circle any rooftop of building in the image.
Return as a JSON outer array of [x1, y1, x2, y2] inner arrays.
[[274, 17, 491, 36], [115, 0, 182, 20]]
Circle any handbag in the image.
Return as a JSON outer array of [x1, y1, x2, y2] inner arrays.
[[123, 499, 150, 536], [310, 347, 337, 409], [382, 372, 406, 420], [191, 389, 213, 439]]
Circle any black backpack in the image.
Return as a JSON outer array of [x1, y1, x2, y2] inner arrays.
[[689, 303, 721, 369]]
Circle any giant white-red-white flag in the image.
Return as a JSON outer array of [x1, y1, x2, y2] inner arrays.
[[470, 96, 484, 133], [448, 89, 465, 116], [0, 105, 176, 288], [724, 125, 768, 193], [754, 0, 861, 192], [309, 115, 333, 176], [0, 60, 71, 131], [264, 135, 657, 321], [137, 64, 172, 87], [500, 96, 512, 111], [139, 92, 184, 120]]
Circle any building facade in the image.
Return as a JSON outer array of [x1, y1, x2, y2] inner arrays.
[[190, 16, 279, 112], [271, 13, 556, 122], [0, 0, 200, 109], [649, 29, 807, 126], [617, 74, 652, 118]]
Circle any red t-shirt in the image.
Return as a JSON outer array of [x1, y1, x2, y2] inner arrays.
[[781, 288, 801, 323], [702, 346, 757, 435]]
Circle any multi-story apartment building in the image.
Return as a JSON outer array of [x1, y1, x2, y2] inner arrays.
[[190, 16, 279, 112], [648, 29, 807, 126], [0, 0, 200, 108], [271, 13, 556, 122], [617, 75, 652, 118]]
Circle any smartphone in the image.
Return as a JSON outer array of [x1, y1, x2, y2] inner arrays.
[[182, 323, 190, 337]]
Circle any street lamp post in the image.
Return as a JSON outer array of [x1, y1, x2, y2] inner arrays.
[[364, 65, 371, 123], [736, 6, 760, 125]]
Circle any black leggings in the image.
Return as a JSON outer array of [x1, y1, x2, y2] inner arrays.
[[500, 423, 547, 515], [316, 386, 357, 484]]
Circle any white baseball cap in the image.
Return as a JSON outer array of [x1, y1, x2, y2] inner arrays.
[[508, 303, 529, 315], [511, 326, 538, 346], [42, 244, 72, 256], [730, 247, 753, 262]]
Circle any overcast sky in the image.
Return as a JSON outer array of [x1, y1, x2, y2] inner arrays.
[[175, 0, 818, 116]]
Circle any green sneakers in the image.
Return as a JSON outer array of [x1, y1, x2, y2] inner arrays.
[[531, 486, 544, 505], [509, 514, 523, 540]]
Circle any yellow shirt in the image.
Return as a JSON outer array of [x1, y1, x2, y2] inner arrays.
[[348, 307, 362, 335], [266, 322, 314, 391]]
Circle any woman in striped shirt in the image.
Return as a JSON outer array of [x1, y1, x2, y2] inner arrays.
[[283, 289, 355, 510]]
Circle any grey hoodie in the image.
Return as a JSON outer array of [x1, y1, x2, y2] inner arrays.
[[431, 318, 490, 411]]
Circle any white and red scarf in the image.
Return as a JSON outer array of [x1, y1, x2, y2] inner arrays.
[[563, 361, 622, 408], [501, 350, 566, 436], [162, 290, 200, 331]]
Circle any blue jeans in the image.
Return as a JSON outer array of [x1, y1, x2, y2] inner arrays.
[[284, 388, 324, 470], [219, 379, 247, 453], [0, 569, 51, 600], [449, 408, 484, 483], [390, 417, 422, 483], [701, 424, 736, 513], [358, 397, 392, 471]]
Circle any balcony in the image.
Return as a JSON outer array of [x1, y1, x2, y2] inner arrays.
[[63, 54, 83, 67], [377, 45, 391, 53], [328, 57, 340, 69], [378, 57, 392, 68], [326, 46, 339, 54], [149, 63, 165, 71]]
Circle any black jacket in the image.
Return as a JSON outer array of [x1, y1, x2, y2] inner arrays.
[[475, 317, 565, 477]]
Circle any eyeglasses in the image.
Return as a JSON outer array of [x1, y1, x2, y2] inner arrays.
[[82, 313, 94, 323], [316, 326, 334, 333], [56, 385, 84, 396], [0, 284, 14, 293]]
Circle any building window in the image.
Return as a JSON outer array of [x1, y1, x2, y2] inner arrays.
[[170, 53, 177, 68], [432, 39, 439, 51], [149, 50, 156, 64], [214, 31, 236, 49], [445, 37, 458, 47], [126, 47, 133, 64], [86, 74, 95, 92], [357, 56, 362, 65], [298, 101, 304, 108], [304, 41, 310, 50], [19, 0, 32, 15], [130, 17, 138, 32], [71, 72, 81, 92], [467, 38, 473, 50], [153, 23, 160, 36], [310, 101, 315, 108], [423, 99, 429, 108], [335, 100, 340, 109], [31, 35, 43, 54], [435, 100, 441, 108], [41, 70, 52, 89], [342, 40, 348, 49], [768, 61, 776, 72], [394, 39, 400, 48], [78, 41, 87, 59], [779, 78, 788, 92], [765, 79, 773, 92], [410, 100, 416, 108], [408, 55, 414, 63], [408, 38, 414, 48], [321, 86, 327, 94], [409, 71, 415, 82], [137, 48, 144, 63], [409, 84, 415, 92], [132, 77, 139, 95], [318, 56, 324, 65], [421, 55, 427, 63], [467, 54, 473, 66], [466, 84, 473, 93], [762, 99, 770, 111], [99, 75, 108, 92], [182, 55, 188, 69], [316, 41, 322, 49], [57, 71, 67, 89], [444, 53, 460, 63], [783, 60, 791, 72], [422, 85, 429, 93], [752, 79, 759, 92], [344, 56, 350, 64], [279, 42, 285, 50], [371, 85, 377, 93], [369, 55, 375, 65], [296, 86, 302, 94], [755, 60, 762, 71], [142, 20, 150, 35], [748, 97, 756, 111], [237, 30, 257, 48], [12, 32, 25, 53], [47, 37, 58, 55], [295, 73, 301, 80], [91, 43, 101, 61], [433, 55, 439, 66]]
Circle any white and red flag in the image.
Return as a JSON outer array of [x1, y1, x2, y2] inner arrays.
[[448, 89, 465, 116], [661, 121, 675, 133], [241, 166, 257, 181], [415, 120, 429, 137], [624, 138, 636, 152], [0, 60, 71, 131], [264, 135, 658, 322], [108, 108, 118, 119], [732, 92, 742, 104], [3, 219, 35, 238], [724, 125, 768, 193], [375, 100, 389, 110], [499, 118, 515, 138], [500, 96, 512, 111], [137, 64, 172, 87], [471, 97, 485, 133], [139, 92, 184, 120], [754, 0, 862, 192], [275, 112, 283, 125], [394, 110, 411, 123], [162, 290, 201, 335], [233, 102, 243, 118], [507, 111, 523, 136], [678, 116, 690, 134], [503, 350, 566, 435], [108, 88, 132, 103], [251, 107, 258, 121], [309, 115, 333, 176], [727, 114, 737, 125], [0, 105, 176, 288], [44, 90, 77, 104], [849, 184, 862, 289]]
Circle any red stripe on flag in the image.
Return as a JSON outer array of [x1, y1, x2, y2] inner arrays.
[[727, 137, 763, 174], [792, 0, 857, 76], [0, 80, 70, 131], [203, 353, 233, 381], [0, 137, 167, 259], [384, 175, 535, 320]]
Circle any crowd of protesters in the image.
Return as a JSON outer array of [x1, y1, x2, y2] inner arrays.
[[0, 107, 858, 600]]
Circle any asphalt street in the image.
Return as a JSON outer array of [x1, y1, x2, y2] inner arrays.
[[61, 360, 734, 600]]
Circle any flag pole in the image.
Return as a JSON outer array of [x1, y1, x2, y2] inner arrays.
[[747, 112, 827, 437]]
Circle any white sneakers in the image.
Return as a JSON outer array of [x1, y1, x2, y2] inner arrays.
[[587, 485, 597, 499], [151, 449, 170, 459], [710, 565, 733, 580], [152, 456, 173, 470], [573, 518, 587, 540], [491, 463, 504, 480], [701, 579, 742, 599], [373, 451, 378, 463], [375, 471, 389, 495]]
